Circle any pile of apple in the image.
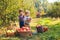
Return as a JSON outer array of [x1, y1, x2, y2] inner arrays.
[[17, 27, 31, 33], [15, 27, 32, 37], [6, 30, 15, 37]]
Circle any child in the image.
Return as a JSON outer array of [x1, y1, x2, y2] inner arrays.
[[36, 24, 48, 33], [24, 10, 31, 26], [19, 9, 24, 28], [36, 24, 44, 33]]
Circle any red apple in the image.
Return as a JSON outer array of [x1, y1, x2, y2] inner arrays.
[[26, 27, 30, 30], [43, 27, 48, 32], [27, 29, 30, 32], [22, 27, 26, 29], [23, 29, 26, 32]]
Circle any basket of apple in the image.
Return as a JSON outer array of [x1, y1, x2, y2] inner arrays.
[[17, 27, 32, 37], [6, 30, 15, 37]]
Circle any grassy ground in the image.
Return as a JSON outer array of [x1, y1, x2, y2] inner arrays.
[[31, 23, 60, 40], [0, 18, 60, 40], [30, 18, 60, 40]]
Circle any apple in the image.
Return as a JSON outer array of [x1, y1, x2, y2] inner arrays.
[[11, 30, 15, 33], [43, 27, 48, 32], [23, 29, 26, 32], [7, 30, 11, 33], [22, 27, 26, 28], [27, 29, 30, 32], [22, 27, 27, 29], [16, 27, 31, 32], [20, 29, 23, 32], [26, 27, 30, 29], [7, 30, 15, 33], [6, 30, 15, 37]]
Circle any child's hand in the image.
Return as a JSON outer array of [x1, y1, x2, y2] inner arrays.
[[27, 18, 31, 22]]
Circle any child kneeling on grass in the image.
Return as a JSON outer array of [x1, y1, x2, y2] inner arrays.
[[36, 24, 48, 33]]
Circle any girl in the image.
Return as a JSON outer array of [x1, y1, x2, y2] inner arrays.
[[24, 10, 31, 26]]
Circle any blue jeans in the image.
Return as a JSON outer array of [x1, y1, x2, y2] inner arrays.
[[19, 21, 24, 28]]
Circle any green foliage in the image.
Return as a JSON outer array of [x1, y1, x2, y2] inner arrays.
[[0, 0, 37, 26], [47, 2, 60, 17]]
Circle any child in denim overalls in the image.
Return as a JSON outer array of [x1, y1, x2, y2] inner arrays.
[[19, 9, 24, 28]]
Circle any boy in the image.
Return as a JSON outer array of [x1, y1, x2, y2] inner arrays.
[[19, 9, 24, 28]]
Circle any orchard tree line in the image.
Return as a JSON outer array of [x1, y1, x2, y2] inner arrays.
[[46, 2, 60, 17]]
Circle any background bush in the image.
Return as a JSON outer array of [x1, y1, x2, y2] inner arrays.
[[0, 0, 37, 26]]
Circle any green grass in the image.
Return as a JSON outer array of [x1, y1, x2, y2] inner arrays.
[[30, 23, 60, 40], [0, 23, 60, 40], [0, 18, 60, 40]]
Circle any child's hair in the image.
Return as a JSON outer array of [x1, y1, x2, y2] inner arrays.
[[25, 10, 30, 14], [19, 9, 23, 13]]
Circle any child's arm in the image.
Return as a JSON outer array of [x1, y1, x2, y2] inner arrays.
[[27, 18, 31, 22]]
